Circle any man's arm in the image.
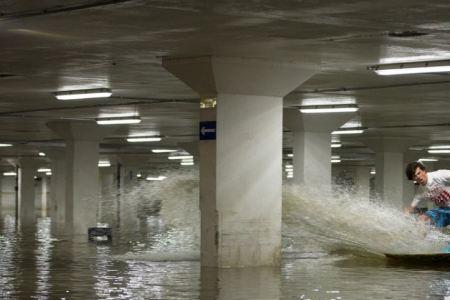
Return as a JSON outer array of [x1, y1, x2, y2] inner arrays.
[[406, 192, 425, 214]]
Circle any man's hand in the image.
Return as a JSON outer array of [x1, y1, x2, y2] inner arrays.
[[404, 206, 415, 214]]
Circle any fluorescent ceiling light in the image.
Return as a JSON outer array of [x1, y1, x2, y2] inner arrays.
[[331, 155, 340, 159], [301, 97, 356, 106], [54, 88, 112, 100], [0, 143, 12, 147], [287, 174, 293, 178], [429, 145, 450, 149], [331, 143, 342, 148], [332, 128, 366, 135], [428, 149, 450, 154], [331, 159, 341, 163], [98, 160, 111, 167], [368, 60, 450, 76], [180, 162, 194, 166], [419, 158, 438, 162], [370, 170, 376, 175], [137, 173, 142, 178], [38, 152, 46, 156], [3, 172, 16, 176], [37, 168, 51, 173], [152, 149, 177, 153], [168, 155, 193, 160], [96, 116, 141, 125], [299, 104, 359, 113], [127, 137, 162, 142], [287, 153, 294, 157], [46, 172, 52, 176], [146, 176, 166, 181], [380, 54, 450, 64]]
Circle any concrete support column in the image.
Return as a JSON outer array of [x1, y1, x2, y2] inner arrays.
[[45, 148, 66, 227], [116, 156, 144, 231], [100, 166, 116, 194], [47, 121, 113, 234], [353, 165, 371, 201], [40, 175, 49, 217], [18, 158, 38, 226], [0, 174, 16, 211], [363, 138, 413, 209], [118, 156, 145, 188], [284, 108, 355, 188], [163, 56, 316, 267]]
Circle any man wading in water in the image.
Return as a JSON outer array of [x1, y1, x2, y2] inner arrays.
[[405, 161, 450, 228]]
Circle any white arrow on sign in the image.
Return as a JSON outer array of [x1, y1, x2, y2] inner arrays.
[[200, 126, 216, 135]]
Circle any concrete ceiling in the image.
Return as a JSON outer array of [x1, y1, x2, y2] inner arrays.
[[1, 0, 450, 169]]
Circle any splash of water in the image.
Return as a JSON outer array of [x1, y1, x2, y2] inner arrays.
[[114, 168, 201, 262], [114, 168, 450, 261], [283, 184, 450, 255]]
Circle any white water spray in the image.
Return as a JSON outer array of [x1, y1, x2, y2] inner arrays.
[[283, 184, 450, 255]]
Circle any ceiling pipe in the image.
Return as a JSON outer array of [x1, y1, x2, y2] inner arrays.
[[0, 0, 136, 21], [292, 79, 450, 94], [0, 97, 198, 118]]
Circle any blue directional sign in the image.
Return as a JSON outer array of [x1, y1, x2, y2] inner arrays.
[[199, 121, 216, 140]]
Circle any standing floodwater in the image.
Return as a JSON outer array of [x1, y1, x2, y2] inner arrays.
[[2, 170, 450, 299]]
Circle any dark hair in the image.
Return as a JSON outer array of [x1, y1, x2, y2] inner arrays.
[[405, 161, 426, 180]]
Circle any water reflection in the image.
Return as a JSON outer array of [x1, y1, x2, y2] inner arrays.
[[201, 267, 281, 300], [35, 217, 53, 298], [0, 215, 17, 298]]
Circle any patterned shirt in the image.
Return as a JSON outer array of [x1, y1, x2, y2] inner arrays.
[[412, 170, 450, 208]]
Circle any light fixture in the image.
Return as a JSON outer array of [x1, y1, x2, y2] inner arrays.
[[96, 116, 141, 125], [3, 172, 16, 176], [54, 88, 112, 100], [368, 60, 450, 75], [299, 104, 359, 113], [287, 153, 294, 157], [331, 155, 340, 159], [151, 149, 177, 153], [127, 137, 162, 142], [0, 143, 12, 147], [137, 173, 142, 178], [180, 162, 194, 166], [146, 176, 166, 181], [38, 152, 46, 157], [332, 127, 366, 135], [98, 160, 111, 167], [168, 155, 193, 160], [419, 158, 438, 162], [37, 168, 51, 173], [331, 143, 342, 148], [428, 149, 450, 154], [370, 170, 376, 175], [331, 159, 341, 163], [181, 158, 194, 163], [46, 172, 52, 176], [429, 145, 450, 149], [409, 146, 426, 151]]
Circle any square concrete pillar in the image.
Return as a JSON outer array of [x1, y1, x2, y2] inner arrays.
[[164, 56, 317, 267]]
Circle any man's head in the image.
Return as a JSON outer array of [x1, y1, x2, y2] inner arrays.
[[405, 161, 427, 185]]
